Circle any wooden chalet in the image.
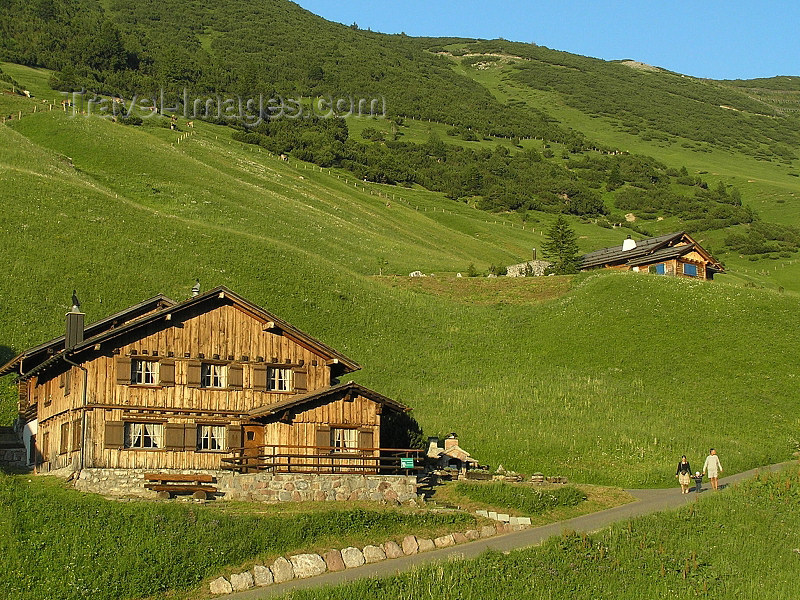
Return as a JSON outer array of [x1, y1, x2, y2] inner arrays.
[[579, 232, 724, 280], [0, 286, 413, 475]]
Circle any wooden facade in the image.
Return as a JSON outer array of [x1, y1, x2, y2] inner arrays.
[[1, 287, 410, 473], [579, 232, 724, 280]]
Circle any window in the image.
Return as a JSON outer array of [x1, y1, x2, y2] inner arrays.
[[267, 367, 292, 392], [683, 263, 698, 277], [197, 425, 226, 451], [201, 363, 227, 388], [124, 422, 164, 449], [59, 422, 70, 454], [132, 360, 160, 385], [654, 263, 666, 275], [331, 428, 358, 452]]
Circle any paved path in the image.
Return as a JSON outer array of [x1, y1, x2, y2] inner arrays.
[[220, 461, 795, 599]]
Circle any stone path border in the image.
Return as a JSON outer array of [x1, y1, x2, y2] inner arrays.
[[209, 520, 527, 595], [214, 461, 795, 599]]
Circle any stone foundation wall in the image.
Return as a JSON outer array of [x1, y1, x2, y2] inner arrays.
[[0, 448, 28, 470], [74, 468, 417, 503], [218, 472, 418, 504]]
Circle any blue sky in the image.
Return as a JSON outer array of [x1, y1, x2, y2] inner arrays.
[[295, 1, 799, 80]]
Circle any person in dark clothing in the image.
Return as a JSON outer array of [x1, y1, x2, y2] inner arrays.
[[692, 471, 704, 493], [675, 455, 692, 494]]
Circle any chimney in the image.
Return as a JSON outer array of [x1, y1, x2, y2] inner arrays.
[[444, 433, 459, 451], [65, 307, 85, 350], [622, 235, 637, 252]]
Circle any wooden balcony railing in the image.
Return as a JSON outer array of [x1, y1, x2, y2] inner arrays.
[[221, 444, 423, 475]]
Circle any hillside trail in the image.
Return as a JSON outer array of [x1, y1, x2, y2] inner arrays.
[[218, 460, 795, 599]]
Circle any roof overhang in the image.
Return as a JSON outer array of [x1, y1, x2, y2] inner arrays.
[[249, 381, 410, 419]]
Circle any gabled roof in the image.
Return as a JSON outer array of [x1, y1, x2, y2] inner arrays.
[[1, 286, 361, 378], [580, 232, 685, 270], [0, 294, 176, 377], [625, 243, 695, 267], [580, 232, 724, 272], [248, 381, 409, 419]]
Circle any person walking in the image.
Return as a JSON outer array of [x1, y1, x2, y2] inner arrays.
[[675, 455, 692, 494], [703, 448, 723, 491]]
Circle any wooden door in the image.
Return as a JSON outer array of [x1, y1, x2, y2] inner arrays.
[[243, 425, 263, 473]]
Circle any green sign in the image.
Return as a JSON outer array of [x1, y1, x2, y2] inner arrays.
[[400, 457, 415, 469]]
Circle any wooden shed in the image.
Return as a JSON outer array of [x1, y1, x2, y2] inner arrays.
[[579, 232, 724, 280], [1, 286, 412, 474]]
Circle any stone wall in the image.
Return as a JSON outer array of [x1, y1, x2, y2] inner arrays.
[[218, 472, 418, 503], [74, 468, 417, 503], [506, 260, 552, 277], [0, 448, 28, 470]]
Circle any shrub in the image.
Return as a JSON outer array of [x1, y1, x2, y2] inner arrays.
[[118, 115, 143, 126], [454, 482, 586, 514]]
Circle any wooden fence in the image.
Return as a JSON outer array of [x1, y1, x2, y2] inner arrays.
[[222, 443, 422, 475]]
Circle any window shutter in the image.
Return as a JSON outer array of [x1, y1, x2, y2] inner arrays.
[[59, 423, 70, 454], [72, 419, 82, 451], [164, 423, 185, 449], [359, 429, 374, 451], [63, 369, 72, 396], [104, 421, 124, 449], [228, 364, 244, 389], [187, 361, 202, 388], [226, 425, 243, 449], [160, 360, 175, 386], [316, 426, 331, 454], [252, 365, 267, 391], [116, 357, 132, 385], [184, 424, 198, 450], [292, 368, 308, 392]]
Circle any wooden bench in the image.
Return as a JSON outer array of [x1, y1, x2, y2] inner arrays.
[[144, 473, 217, 500]]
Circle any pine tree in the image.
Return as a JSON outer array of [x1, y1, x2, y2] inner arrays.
[[543, 215, 581, 274]]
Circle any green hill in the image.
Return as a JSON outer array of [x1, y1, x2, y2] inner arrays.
[[2, 2, 800, 489], [3, 11, 800, 600], [1, 67, 799, 488]]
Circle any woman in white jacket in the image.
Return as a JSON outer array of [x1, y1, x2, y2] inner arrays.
[[703, 448, 723, 491]]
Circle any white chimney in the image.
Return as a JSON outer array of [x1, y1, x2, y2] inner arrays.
[[622, 235, 637, 251]]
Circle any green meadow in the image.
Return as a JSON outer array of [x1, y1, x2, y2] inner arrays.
[[450, 55, 800, 290], [0, 473, 472, 600], [283, 466, 800, 600], [2, 10, 800, 599], [1, 96, 798, 489], [1, 63, 799, 490]]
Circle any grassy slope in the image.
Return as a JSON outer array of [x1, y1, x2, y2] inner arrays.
[[451, 58, 800, 290], [0, 473, 472, 600], [284, 466, 800, 600], [1, 64, 800, 489]]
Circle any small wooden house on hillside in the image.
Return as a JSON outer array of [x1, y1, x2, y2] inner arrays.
[[1, 286, 413, 475], [579, 232, 724, 280]]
